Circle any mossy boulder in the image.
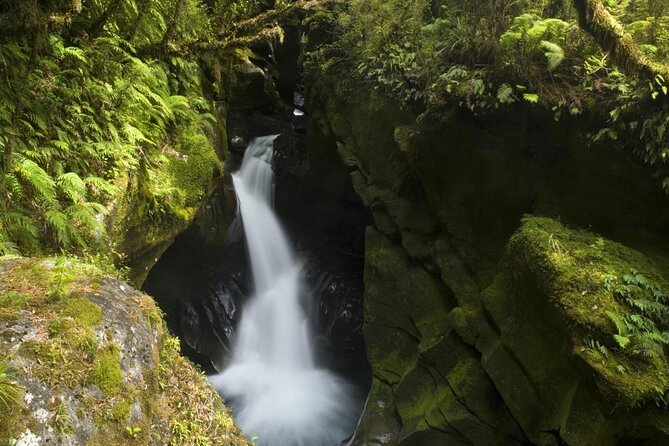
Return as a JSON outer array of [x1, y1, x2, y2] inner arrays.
[[0, 256, 248, 446], [510, 216, 669, 406], [477, 216, 669, 445], [108, 124, 223, 288]]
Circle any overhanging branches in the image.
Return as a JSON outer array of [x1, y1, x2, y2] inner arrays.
[[573, 0, 669, 81]]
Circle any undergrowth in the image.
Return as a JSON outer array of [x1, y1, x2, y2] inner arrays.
[[304, 0, 669, 194]]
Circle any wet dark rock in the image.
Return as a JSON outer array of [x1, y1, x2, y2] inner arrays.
[[143, 237, 250, 372], [309, 83, 669, 445]]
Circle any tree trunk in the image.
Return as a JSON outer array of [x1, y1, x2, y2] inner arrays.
[[161, 0, 186, 49], [572, 0, 669, 80], [89, 0, 124, 37], [126, 0, 152, 42]]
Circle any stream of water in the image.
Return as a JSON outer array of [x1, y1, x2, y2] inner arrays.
[[210, 136, 359, 446]]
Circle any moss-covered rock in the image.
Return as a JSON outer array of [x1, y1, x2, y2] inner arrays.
[[0, 256, 249, 446], [309, 75, 669, 445], [353, 228, 527, 446], [509, 217, 669, 405], [108, 126, 223, 287], [477, 217, 669, 445]]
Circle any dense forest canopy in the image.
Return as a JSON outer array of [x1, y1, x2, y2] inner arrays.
[[0, 0, 668, 259]]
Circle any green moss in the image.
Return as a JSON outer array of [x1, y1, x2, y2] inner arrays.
[[0, 405, 27, 445], [0, 291, 28, 310], [509, 216, 669, 407], [24, 338, 93, 387], [0, 311, 18, 323], [110, 393, 135, 422], [47, 317, 98, 357], [581, 347, 667, 406], [55, 297, 103, 329], [92, 344, 123, 396]]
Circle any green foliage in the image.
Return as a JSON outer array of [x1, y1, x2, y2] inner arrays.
[[499, 14, 571, 77], [604, 270, 669, 360], [594, 73, 669, 194], [0, 358, 21, 409], [125, 426, 142, 439], [306, 0, 669, 194], [0, 1, 223, 257], [541, 40, 565, 71]]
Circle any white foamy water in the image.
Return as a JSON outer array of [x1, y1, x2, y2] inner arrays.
[[210, 135, 359, 446]]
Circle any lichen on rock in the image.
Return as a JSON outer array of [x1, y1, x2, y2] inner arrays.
[[0, 256, 249, 446]]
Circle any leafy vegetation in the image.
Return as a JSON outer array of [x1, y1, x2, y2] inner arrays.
[[509, 217, 669, 408], [0, 358, 21, 409], [605, 270, 669, 360], [0, 0, 316, 260], [305, 0, 669, 193], [0, 2, 212, 257]]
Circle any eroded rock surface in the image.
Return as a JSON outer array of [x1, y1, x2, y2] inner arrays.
[[309, 86, 669, 445]]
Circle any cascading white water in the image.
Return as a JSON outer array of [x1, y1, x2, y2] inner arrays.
[[210, 136, 359, 446]]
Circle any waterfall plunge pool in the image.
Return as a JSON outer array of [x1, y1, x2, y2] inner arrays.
[[144, 134, 371, 446]]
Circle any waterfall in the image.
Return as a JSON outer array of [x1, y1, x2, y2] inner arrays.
[[210, 136, 359, 446]]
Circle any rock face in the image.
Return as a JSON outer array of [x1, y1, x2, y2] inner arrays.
[[308, 86, 669, 445], [477, 217, 669, 445], [0, 256, 249, 446]]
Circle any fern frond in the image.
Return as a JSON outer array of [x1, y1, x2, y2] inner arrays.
[[14, 157, 57, 204], [85, 176, 119, 196], [1, 212, 38, 239], [67, 203, 105, 231], [123, 123, 153, 145], [46, 209, 70, 245], [2, 173, 24, 201], [607, 311, 628, 335], [57, 172, 88, 202], [614, 334, 630, 349], [540, 40, 564, 71]]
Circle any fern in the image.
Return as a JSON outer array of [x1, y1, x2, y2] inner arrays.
[[0, 1, 216, 255], [608, 311, 628, 335], [14, 157, 57, 204], [46, 210, 71, 246], [57, 172, 87, 202], [605, 270, 669, 361], [85, 176, 119, 197], [614, 334, 631, 349], [540, 40, 565, 71], [2, 173, 24, 200]]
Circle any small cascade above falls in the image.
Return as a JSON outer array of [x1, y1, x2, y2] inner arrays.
[[210, 136, 361, 446]]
